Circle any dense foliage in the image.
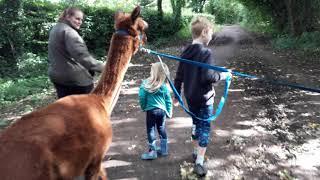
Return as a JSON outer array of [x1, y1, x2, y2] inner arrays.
[[236, 0, 320, 35], [0, 0, 319, 106], [0, 0, 24, 77], [0, 0, 187, 105], [206, 0, 246, 24], [0, 0, 184, 77]]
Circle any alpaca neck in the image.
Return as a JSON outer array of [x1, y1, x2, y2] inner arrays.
[[92, 34, 135, 112]]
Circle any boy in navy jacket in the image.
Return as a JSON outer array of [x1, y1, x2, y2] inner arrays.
[[174, 17, 231, 176]]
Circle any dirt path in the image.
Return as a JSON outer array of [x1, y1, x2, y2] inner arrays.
[[1, 26, 319, 180], [106, 26, 320, 180]]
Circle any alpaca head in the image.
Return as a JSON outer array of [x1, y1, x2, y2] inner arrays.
[[114, 6, 148, 53]]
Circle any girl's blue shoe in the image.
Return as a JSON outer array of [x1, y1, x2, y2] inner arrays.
[[157, 139, 168, 156], [141, 150, 157, 160]]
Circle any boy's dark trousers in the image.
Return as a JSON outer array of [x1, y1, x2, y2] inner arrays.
[[53, 82, 94, 99]]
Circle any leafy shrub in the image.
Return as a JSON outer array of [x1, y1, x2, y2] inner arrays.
[[1, 1, 188, 69], [81, 6, 114, 56], [206, 0, 245, 24], [272, 31, 320, 50], [0, 75, 51, 106], [239, 6, 275, 34], [142, 10, 180, 42], [176, 24, 191, 40], [0, 0, 25, 77], [17, 52, 48, 78], [0, 52, 50, 106], [23, 1, 61, 52]]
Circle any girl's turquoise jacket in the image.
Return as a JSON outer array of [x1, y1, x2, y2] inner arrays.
[[138, 80, 173, 118]]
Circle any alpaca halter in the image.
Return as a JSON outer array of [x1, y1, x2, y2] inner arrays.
[[115, 29, 144, 48], [115, 29, 131, 36]]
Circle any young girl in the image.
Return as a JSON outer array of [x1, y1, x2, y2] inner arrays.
[[139, 62, 173, 160]]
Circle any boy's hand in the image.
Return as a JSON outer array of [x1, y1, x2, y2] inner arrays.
[[139, 48, 150, 54], [173, 98, 179, 107], [220, 71, 232, 80]]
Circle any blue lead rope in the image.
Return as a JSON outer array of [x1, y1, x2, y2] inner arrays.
[[142, 47, 320, 121], [168, 73, 232, 122], [156, 55, 232, 122], [143, 48, 320, 93]]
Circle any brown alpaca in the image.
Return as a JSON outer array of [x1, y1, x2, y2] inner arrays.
[[0, 6, 147, 180]]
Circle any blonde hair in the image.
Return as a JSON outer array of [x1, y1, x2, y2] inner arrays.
[[144, 62, 170, 93], [191, 16, 213, 39], [58, 7, 83, 22]]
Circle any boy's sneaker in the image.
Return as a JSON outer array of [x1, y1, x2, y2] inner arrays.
[[194, 163, 207, 177], [192, 153, 197, 163]]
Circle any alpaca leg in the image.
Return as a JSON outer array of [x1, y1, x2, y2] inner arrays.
[[84, 158, 106, 180], [98, 165, 107, 180]]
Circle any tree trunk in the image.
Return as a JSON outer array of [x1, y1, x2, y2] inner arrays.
[[157, 0, 163, 18], [199, 0, 206, 13], [303, 0, 314, 32], [0, 0, 23, 76], [170, 0, 182, 28], [285, 0, 296, 36], [170, 0, 176, 14]]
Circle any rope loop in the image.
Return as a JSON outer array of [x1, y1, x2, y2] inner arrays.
[[156, 55, 232, 122]]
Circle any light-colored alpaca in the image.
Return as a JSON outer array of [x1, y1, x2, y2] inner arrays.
[[0, 6, 147, 180]]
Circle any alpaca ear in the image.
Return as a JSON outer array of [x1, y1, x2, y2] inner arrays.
[[131, 6, 141, 22]]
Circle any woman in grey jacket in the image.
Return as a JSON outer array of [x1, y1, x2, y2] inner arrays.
[[48, 7, 104, 99]]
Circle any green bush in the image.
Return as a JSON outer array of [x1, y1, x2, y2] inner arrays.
[[0, 1, 189, 105], [23, 0, 62, 52], [81, 6, 114, 56], [0, 0, 24, 77], [205, 0, 276, 34], [17, 52, 48, 78], [206, 0, 245, 24], [0, 75, 51, 106], [239, 6, 275, 34], [272, 31, 320, 50], [142, 11, 181, 42], [0, 1, 187, 77], [0, 52, 51, 106]]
